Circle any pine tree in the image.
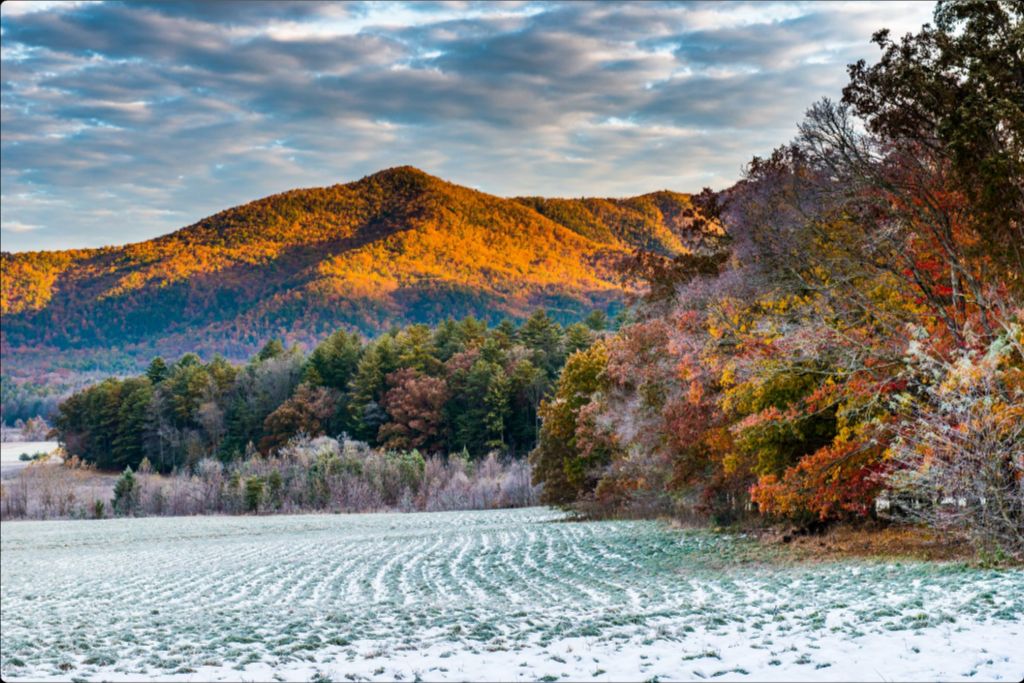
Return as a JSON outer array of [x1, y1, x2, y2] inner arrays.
[[146, 357, 169, 384], [244, 477, 264, 513], [257, 338, 286, 361], [484, 368, 511, 451], [518, 310, 566, 378], [565, 323, 596, 356], [585, 309, 608, 331], [306, 330, 363, 390], [112, 466, 139, 516]]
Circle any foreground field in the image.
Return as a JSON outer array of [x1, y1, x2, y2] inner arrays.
[[1, 508, 1021, 682]]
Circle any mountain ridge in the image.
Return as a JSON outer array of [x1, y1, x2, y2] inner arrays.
[[1, 166, 718, 377]]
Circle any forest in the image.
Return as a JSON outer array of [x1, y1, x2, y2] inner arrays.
[[36, 1, 1024, 560], [53, 311, 608, 470]]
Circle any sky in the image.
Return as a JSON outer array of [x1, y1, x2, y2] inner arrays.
[[0, 0, 936, 252]]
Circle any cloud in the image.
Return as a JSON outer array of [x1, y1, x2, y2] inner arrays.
[[0, 0, 935, 251], [1, 220, 40, 234]]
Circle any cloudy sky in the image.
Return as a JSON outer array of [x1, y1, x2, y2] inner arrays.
[[1, 1, 934, 252]]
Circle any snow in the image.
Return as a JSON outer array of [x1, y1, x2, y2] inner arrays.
[[0, 441, 58, 477], [0, 441, 58, 462], [1, 508, 1021, 682]]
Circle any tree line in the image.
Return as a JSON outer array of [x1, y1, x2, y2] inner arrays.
[[54, 310, 611, 473]]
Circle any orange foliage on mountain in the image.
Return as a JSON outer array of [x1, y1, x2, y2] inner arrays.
[[1, 167, 715, 374]]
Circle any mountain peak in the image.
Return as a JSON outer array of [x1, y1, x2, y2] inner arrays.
[[360, 165, 442, 186]]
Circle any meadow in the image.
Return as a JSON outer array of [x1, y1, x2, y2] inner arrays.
[[1, 507, 1020, 681]]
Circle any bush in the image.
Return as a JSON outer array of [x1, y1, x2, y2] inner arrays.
[[1, 434, 541, 520], [883, 337, 1024, 559]]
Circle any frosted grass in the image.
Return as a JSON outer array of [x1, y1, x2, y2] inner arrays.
[[1, 507, 1021, 681]]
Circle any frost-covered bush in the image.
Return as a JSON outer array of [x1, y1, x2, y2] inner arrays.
[[1, 454, 114, 520], [883, 333, 1024, 559], [1, 435, 540, 519]]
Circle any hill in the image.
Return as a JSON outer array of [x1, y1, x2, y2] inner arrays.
[[1, 167, 716, 382]]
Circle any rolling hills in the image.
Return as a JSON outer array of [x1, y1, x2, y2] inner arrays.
[[1, 166, 717, 380]]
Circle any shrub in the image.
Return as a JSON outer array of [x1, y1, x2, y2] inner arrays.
[[882, 336, 1024, 559]]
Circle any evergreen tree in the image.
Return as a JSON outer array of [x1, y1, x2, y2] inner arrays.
[[484, 367, 512, 450], [111, 377, 153, 470], [507, 359, 548, 455], [146, 357, 169, 384], [112, 466, 139, 516], [306, 330, 363, 390], [518, 310, 566, 378], [565, 323, 596, 356], [244, 477, 264, 513], [257, 338, 286, 361], [585, 309, 608, 331], [348, 335, 401, 442]]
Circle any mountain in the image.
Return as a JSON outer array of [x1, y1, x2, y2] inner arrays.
[[1, 167, 716, 377]]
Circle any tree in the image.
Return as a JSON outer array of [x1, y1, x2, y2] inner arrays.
[[260, 384, 339, 453], [378, 368, 449, 451], [111, 377, 154, 470], [445, 356, 507, 457], [507, 359, 548, 455], [306, 330, 363, 391], [112, 466, 139, 516], [146, 357, 168, 385], [347, 334, 402, 442], [257, 338, 286, 361], [529, 341, 613, 504], [882, 334, 1024, 559], [394, 324, 443, 375], [21, 416, 49, 441], [244, 477, 264, 513], [518, 310, 565, 378], [843, 0, 1023, 281], [564, 323, 595, 356], [585, 310, 608, 331]]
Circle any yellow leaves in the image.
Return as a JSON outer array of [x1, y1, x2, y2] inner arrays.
[[0, 251, 80, 314], [719, 362, 737, 389]]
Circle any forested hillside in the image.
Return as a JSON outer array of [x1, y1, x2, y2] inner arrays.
[[1, 167, 718, 422]]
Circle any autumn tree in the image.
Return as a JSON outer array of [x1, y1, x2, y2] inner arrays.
[[378, 368, 449, 451], [260, 383, 339, 453]]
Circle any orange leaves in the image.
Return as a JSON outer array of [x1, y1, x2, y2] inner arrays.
[[750, 438, 886, 521]]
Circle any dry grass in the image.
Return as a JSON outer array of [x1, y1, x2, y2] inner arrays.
[[754, 523, 983, 564]]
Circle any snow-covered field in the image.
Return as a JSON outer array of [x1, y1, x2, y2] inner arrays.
[[0, 441, 59, 477], [1, 508, 1021, 682], [0, 441, 58, 462]]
